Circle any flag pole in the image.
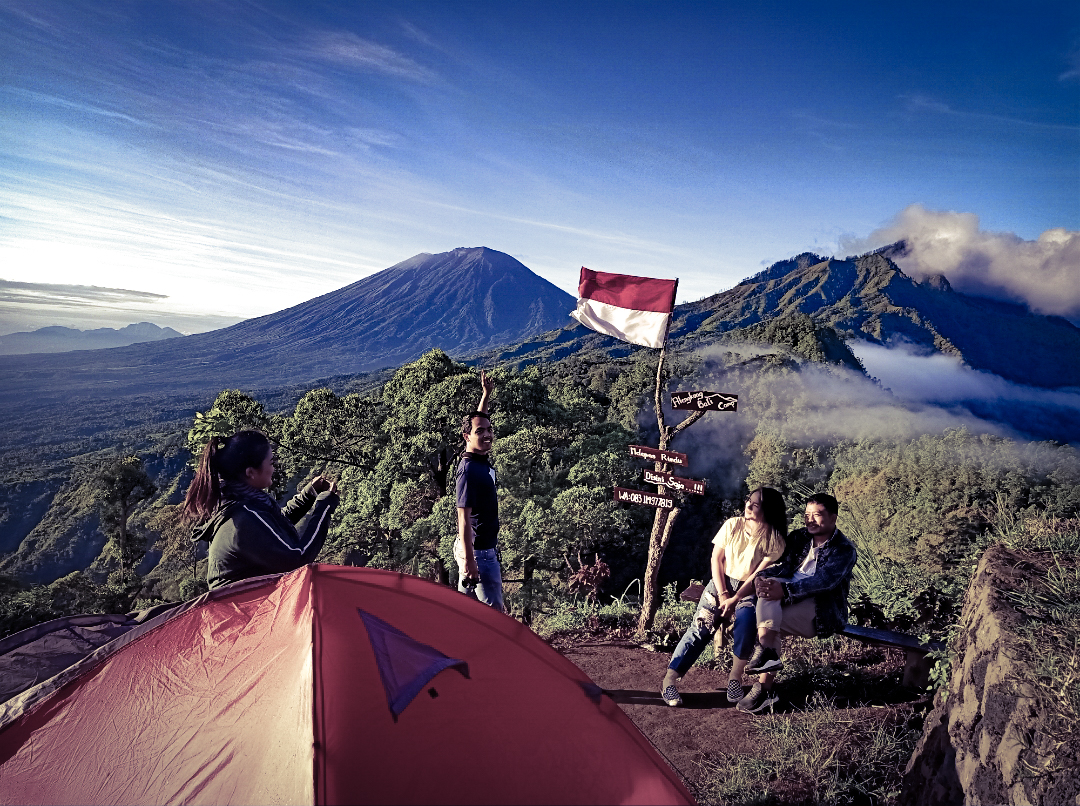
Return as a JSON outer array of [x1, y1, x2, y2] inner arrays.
[[638, 282, 685, 634]]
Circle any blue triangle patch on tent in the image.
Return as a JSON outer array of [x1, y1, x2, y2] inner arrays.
[[357, 608, 470, 719]]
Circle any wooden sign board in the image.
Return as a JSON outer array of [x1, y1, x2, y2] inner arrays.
[[628, 444, 688, 467], [614, 487, 675, 510], [670, 391, 738, 412], [643, 468, 706, 496]]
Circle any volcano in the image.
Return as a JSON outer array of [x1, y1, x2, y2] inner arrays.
[[0, 247, 575, 401]]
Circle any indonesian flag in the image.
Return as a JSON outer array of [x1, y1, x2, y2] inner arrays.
[[570, 267, 678, 348]]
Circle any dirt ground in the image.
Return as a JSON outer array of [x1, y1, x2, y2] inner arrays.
[[558, 638, 764, 794], [555, 636, 920, 801]]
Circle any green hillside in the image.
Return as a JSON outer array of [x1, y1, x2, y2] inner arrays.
[[676, 251, 1080, 389]]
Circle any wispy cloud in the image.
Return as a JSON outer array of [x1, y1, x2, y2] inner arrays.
[[420, 197, 695, 268], [1060, 43, 1080, 81], [311, 31, 436, 83], [790, 112, 863, 153], [902, 94, 953, 115], [4, 88, 154, 128], [900, 92, 1079, 132], [0, 279, 167, 305], [399, 20, 437, 50]]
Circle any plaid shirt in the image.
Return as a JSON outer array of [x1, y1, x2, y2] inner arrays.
[[769, 527, 857, 638]]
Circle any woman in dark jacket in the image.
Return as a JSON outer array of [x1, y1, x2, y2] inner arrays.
[[184, 430, 339, 589]]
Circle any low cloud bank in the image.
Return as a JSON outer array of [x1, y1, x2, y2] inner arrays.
[[851, 340, 1080, 408], [670, 342, 1080, 498], [669, 344, 1012, 498], [841, 204, 1080, 322]]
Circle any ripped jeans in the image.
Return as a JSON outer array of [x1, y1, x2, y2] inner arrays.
[[667, 578, 758, 676]]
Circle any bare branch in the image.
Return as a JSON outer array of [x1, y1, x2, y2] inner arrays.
[[672, 409, 706, 435], [654, 344, 667, 444]]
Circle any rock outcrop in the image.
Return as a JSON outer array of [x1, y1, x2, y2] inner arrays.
[[901, 543, 1079, 805]]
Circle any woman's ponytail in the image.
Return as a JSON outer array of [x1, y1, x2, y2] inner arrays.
[[182, 430, 272, 523], [183, 438, 225, 523]]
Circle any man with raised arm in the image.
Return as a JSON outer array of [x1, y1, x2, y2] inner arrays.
[[737, 492, 858, 714], [454, 370, 504, 611]]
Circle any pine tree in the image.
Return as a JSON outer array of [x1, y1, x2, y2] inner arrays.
[[97, 456, 157, 578]]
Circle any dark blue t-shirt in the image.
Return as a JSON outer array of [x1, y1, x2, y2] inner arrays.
[[455, 452, 499, 550]]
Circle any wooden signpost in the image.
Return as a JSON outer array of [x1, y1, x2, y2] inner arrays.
[[617, 447, 705, 509], [628, 444, 687, 466], [617, 392, 725, 509], [642, 468, 706, 496], [613, 487, 674, 510], [670, 391, 738, 412]]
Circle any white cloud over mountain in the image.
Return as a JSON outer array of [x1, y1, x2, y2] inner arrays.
[[843, 205, 1080, 321]]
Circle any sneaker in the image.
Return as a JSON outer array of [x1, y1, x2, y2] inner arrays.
[[737, 683, 779, 714], [745, 644, 765, 670], [661, 684, 682, 707], [746, 646, 783, 674], [726, 679, 745, 703]]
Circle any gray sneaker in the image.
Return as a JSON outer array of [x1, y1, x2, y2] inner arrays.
[[661, 684, 682, 707], [737, 683, 779, 714], [746, 646, 783, 674]]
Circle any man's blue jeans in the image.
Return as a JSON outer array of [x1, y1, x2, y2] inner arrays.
[[458, 547, 504, 613], [667, 579, 757, 676]]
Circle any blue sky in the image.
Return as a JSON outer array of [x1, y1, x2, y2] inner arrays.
[[1, 0, 1077, 335]]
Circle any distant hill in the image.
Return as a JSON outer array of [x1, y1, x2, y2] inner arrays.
[[675, 250, 1080, 389], [489, 248, 1080, 391], [0, 322, 183, 355], [0, 247, 575, 403]]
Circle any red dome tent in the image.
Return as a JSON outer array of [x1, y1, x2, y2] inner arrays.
[[0, 565, 693, 805]]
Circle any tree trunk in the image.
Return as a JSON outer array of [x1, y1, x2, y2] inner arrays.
[[118, 499, 129, 577], [636, 504, 682, 633], [635, 343, 708, 634], [522, 556, 535, 624]]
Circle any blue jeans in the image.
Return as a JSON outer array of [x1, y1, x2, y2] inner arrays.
[[459, 547, 504, 612], [668, 579, 758, 676]]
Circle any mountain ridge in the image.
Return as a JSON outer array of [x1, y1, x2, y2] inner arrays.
[[677, 250, 1080, 389], [0, 322, 183, 356], [479, 246, 1080, 395]]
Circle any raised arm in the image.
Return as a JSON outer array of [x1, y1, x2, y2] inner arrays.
[[281, 476, 337, 524], [477, 369, 494, 414]]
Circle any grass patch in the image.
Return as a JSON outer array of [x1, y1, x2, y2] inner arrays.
[[532, 580, 697, 646], [698, 692, 920, 806], [995, 516, 1080, 786], [768, 635, 918, 709]]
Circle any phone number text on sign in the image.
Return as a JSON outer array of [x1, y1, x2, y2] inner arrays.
[[613, 486, 675, 509]]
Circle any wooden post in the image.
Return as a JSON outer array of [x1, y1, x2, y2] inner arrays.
[[522, 556, 535, 624], [636, 344, 706, 634], [432, 558, 449, 586]]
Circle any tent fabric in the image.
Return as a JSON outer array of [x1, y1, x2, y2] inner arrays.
[[0, 577, 275, 729], [0, 614, 135, 705], [0, 602, 183, 707], [356, 608, 469, 719], [0, 565, 694, 805]]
